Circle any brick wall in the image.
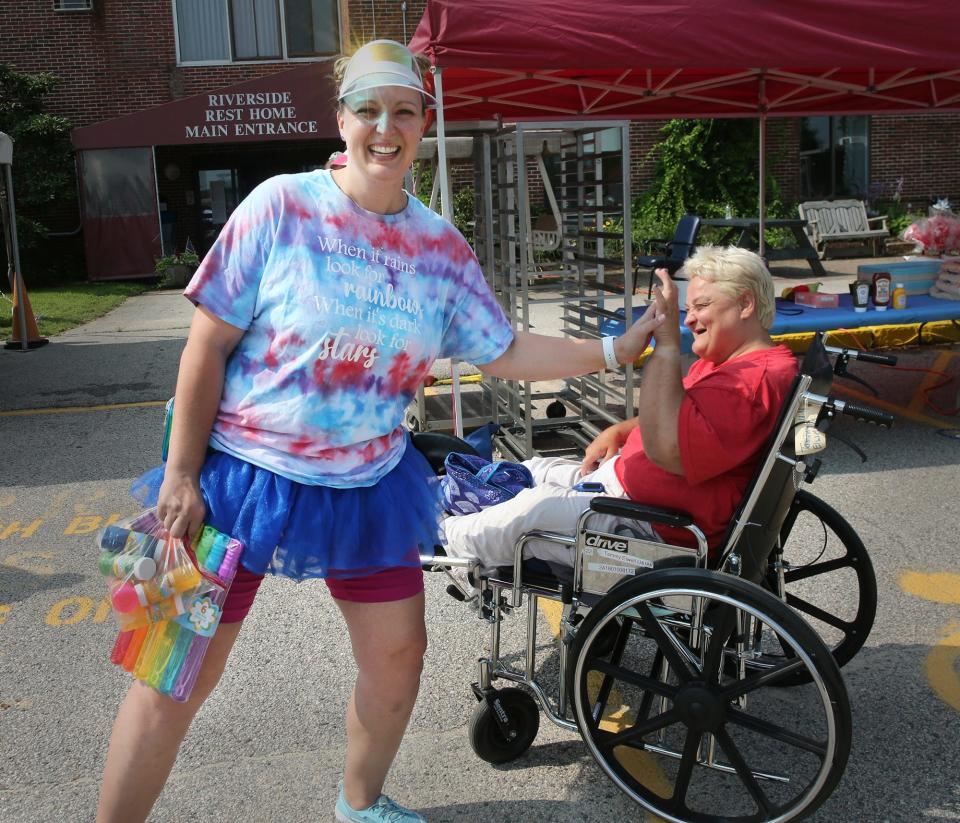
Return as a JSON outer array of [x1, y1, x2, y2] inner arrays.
[[347, 0, 426, 48], [1, 1, 316, 126], [871, 113, 960, 207]]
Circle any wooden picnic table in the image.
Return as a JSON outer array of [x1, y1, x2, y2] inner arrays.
[[702, 217, 827, 278]]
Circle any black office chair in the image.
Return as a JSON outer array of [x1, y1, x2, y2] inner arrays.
[[636, 213, 701, 297]]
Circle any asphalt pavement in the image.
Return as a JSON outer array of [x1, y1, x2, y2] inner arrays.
[[1, 280, 960, 823]]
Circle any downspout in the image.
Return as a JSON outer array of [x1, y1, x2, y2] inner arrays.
[[369, 0, 376, 38]]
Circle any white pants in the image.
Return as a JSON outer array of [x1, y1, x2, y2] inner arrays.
[[442, 454, 660, 574]]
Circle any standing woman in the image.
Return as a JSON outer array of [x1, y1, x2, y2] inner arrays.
[[96, 40, 663, 823]]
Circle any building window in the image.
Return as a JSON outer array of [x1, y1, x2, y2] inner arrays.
[[175, 0, 340, 64], [800, 116, 870, 201], [53, 0, 93, 10]]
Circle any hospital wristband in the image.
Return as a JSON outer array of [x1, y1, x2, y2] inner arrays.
[[601, 335, 620, 370]]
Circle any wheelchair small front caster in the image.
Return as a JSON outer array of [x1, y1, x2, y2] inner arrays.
[[468, 687, 540, 764]]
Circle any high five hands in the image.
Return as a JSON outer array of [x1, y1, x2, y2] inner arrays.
[[649, 267, 682, 351], [613, 300, 666, 366]]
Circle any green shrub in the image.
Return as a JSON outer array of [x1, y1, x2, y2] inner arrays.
[[154, 250, 200, 289], [0, 65, 75, 263], [411, 160, 474, 243], [631, 118, 792, 252]]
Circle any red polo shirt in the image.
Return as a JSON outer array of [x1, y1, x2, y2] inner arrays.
[[614, 344, 798, 552]]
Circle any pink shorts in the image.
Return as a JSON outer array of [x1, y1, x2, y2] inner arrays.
[[220, 565, 425, 623]]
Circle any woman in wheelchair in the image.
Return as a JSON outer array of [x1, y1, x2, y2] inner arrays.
[[443, 246, 799, 578]]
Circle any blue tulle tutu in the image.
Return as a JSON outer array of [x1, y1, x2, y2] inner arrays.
[[131, 435, 442, 581]]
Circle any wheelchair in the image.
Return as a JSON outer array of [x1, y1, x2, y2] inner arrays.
[[415, 332, 894, 822]]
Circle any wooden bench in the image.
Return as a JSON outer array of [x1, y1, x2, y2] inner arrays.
[[798, 199, 889, 259]]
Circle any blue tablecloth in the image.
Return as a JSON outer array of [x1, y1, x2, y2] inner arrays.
[[599, 294, 960, 352]]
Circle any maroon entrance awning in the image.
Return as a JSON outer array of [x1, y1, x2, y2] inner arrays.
[[72, 63, 340, 150]]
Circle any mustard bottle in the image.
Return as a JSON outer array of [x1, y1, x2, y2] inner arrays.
[[892, 282, 908, 310]]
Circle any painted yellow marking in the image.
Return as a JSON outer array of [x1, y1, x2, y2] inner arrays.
[[540, 599, 564, 636], [0, 519, 43, 540], [900, 571, 960, 605], [0, 605, 10, 625], [0, 495, 16, 508], [45, 596, 93, 626], [2, 550, 55, 575], [540, 600, 671, 818], [65, 513, 121, 536], [831, 382, 953, 428], [93, 597, 112, 624], [900, 571, 960, 716], [907, 351, 957, 414], [0, 400, 167, 418], [927, 621, 960, 714]]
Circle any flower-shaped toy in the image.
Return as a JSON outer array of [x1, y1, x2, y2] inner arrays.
[[188, 596, 219, 633]]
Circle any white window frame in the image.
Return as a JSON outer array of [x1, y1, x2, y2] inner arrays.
[[53, 0, 93, 11], [172, 0, 344, 67]]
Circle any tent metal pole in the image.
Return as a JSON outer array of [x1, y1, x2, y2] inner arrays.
[[758, 77, 767, 258], [3, 163, 29, 351], [430, 66, 464, 437], [431, 67, 453, 222]]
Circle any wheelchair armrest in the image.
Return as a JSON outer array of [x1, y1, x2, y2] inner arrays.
[[589, 496, 693, 528]]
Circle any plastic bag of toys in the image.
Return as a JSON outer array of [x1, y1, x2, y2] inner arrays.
[[98, 510, 244, 702]]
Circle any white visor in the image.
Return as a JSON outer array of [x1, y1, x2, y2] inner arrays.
[[337, 40, 436, 106]]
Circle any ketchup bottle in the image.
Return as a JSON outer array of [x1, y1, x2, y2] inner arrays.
[[872, 272, 891, 311]]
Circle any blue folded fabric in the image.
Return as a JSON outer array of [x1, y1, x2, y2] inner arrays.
[[463, 422, 500, 463], [441, 452, 533, 515]]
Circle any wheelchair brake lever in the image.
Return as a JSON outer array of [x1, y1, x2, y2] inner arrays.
[[832, 353, 879, 396], [825, 431, 869, 463]]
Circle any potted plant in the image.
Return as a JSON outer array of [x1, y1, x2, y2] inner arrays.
[[154, 249, 200, 289]]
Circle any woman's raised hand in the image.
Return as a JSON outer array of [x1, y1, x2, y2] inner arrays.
[[650, 267, 682, 351]]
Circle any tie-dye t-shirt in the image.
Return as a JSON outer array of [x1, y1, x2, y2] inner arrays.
[[184, 171, 514, 487]]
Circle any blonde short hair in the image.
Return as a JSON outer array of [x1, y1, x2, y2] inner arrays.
[[683, 245, 776, 329]]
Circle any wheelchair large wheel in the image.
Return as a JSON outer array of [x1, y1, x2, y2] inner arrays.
[[469, 687, 540, 765], [768, 490, 877, 675], [570, 568, 851, 823]]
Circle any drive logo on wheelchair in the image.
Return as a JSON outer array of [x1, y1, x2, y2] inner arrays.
[[584, 532, 629, 552]]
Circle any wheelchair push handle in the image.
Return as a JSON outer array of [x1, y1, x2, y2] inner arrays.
[[824, 344, 898, 366], [810, 393, 895, 428], [836, 399, 895, 427]]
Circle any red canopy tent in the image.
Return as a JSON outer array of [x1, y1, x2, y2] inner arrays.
[[409, 0, 960, 230]]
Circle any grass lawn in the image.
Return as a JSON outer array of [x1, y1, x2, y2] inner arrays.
[[2, 282, 148, 338]]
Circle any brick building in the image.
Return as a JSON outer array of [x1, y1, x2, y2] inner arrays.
[[2, 1, 958, 279]]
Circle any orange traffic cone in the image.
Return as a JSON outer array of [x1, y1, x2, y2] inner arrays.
[[5, 273, 48, 350]]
